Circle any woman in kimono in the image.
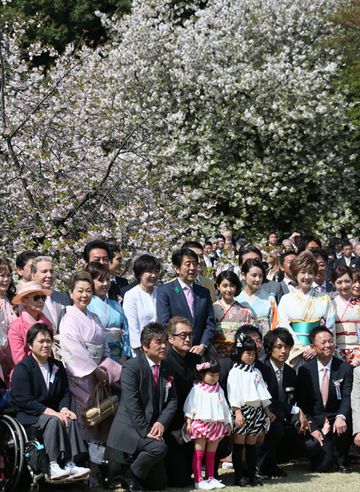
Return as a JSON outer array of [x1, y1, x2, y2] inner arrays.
[[213, 270, 254, 358], [86, 262, 131, 362], [332, 265, 360, 366], [59, 271, 121, 444], [235, 259, 277, 338], [278, 251, 335, 370]]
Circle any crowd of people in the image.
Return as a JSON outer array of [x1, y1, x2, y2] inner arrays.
[[1, 230, 360, 490]]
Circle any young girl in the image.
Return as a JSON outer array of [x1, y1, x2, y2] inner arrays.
[[227, 332, 275, 487], [213, 271, 254, 358], [184, 358, 232, 490]]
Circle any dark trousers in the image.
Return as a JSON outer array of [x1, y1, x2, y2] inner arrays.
[[131, 437, 167, 488], [257, 420, 284, 472], [311, 429, 351, 472], [165, 434, 193, 487], [257, 420, 320, 472], [31, 415, 87, 463]]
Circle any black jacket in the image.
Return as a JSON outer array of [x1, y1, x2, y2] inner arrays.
[[9, 355, 71, 426]]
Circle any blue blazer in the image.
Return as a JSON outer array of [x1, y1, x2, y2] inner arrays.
[[156, 279, 216, 347], [9, 355, 71, 426]]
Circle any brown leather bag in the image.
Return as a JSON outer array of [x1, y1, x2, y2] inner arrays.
[[83, 384, 118, 427]]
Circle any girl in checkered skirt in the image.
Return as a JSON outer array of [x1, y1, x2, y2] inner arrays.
[[227, 332, 276, 487], [183, 358, 232, 490]]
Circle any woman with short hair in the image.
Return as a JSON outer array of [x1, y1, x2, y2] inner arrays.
[[278, 251, 335, 369], [10, 323, 90, 482], [123, 254, 161, 355]]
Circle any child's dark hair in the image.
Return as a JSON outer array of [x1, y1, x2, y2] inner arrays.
[[231, 329, 257, 362], [194, 357, 220, 383]]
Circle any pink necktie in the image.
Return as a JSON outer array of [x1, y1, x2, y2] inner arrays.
[[321, 367, 329, 407], [184, 286, 194, 317], [153, 364, 159, 385]]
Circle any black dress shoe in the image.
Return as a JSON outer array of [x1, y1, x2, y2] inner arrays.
[[123, 476, 144, 492], [337, 465, 352, 474], [268, 467, 287, 478], [249, 476, 263, 486], [235, 477, 250, 487], [256, 468, 270, 480]]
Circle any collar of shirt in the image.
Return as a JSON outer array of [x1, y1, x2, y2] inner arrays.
[[317, 358, 332, 374], [145, 355, 160, 369], [177, 278, 194, 290], [312, 280, 326, 291], [270, 359, 284, 374]]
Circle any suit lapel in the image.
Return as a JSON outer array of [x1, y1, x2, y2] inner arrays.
[[174, 279, 193, 321], [329, 358, 341, 403]]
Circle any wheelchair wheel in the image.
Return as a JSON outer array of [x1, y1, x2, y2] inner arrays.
[[0, 414, 26, 491]]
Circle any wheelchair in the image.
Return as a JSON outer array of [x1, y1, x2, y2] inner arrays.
[[0, 413, 90, 492], [0, 413, 41, 492]]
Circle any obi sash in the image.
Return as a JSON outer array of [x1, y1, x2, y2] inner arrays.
[[290, 320, 320, 346]]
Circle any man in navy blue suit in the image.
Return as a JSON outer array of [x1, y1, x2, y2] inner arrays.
[[156, 248, 216, 355]]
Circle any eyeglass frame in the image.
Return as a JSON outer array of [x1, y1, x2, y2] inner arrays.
[[171, 331, 193, 340]]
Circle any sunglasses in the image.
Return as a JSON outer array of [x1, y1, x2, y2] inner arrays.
[[25, 294, 47, 302], [172, 332, 193, 340]]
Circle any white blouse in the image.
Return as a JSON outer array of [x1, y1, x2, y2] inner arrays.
[[123, 285, 157, 352]]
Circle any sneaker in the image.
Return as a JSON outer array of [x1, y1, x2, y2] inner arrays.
[[64, 461, 91, 479], [45, 462, 70, 481], [222, 461, 233, 469], [208, 478, 226, 489], [195, 479, 215, 490]]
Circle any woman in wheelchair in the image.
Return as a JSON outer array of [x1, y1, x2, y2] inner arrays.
[[9, 323, 91, 482]]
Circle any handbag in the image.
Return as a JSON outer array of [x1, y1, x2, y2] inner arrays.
[[88, 441, 106, 464], [83, 383, 118, 427]]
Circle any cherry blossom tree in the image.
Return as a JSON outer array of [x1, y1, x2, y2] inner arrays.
[[0, 0, 357, 277]]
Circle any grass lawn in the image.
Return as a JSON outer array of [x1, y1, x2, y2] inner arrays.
[[37, 461, 360, 492]]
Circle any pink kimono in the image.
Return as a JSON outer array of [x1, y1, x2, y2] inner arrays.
[[59, 305, 114, 441]]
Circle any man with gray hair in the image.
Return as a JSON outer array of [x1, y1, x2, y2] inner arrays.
[[31, 256, 71, 332]]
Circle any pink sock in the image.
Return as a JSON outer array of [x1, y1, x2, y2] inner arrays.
[[205, 450, 216, 479], [192, 450, 205, 482]]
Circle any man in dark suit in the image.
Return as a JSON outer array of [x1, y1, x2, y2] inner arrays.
[[157, 248, 216, 355], [278, 251, 297, 295], [165, 316, 200, 487], [312, 249, 336, 294], [332, 240, 360, 271], [107, 243, 130, 302], [297, 326, 353, 472], [107, 323, 177, 491], [257, 329, 319, 478]]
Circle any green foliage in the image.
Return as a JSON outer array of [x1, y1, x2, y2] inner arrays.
[[2, 0, 131, 56], [331, 1, 360, 160]]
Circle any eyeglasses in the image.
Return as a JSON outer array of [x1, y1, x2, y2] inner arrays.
[[25, 294, 47, 302], [172, 332, 193, 340]]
